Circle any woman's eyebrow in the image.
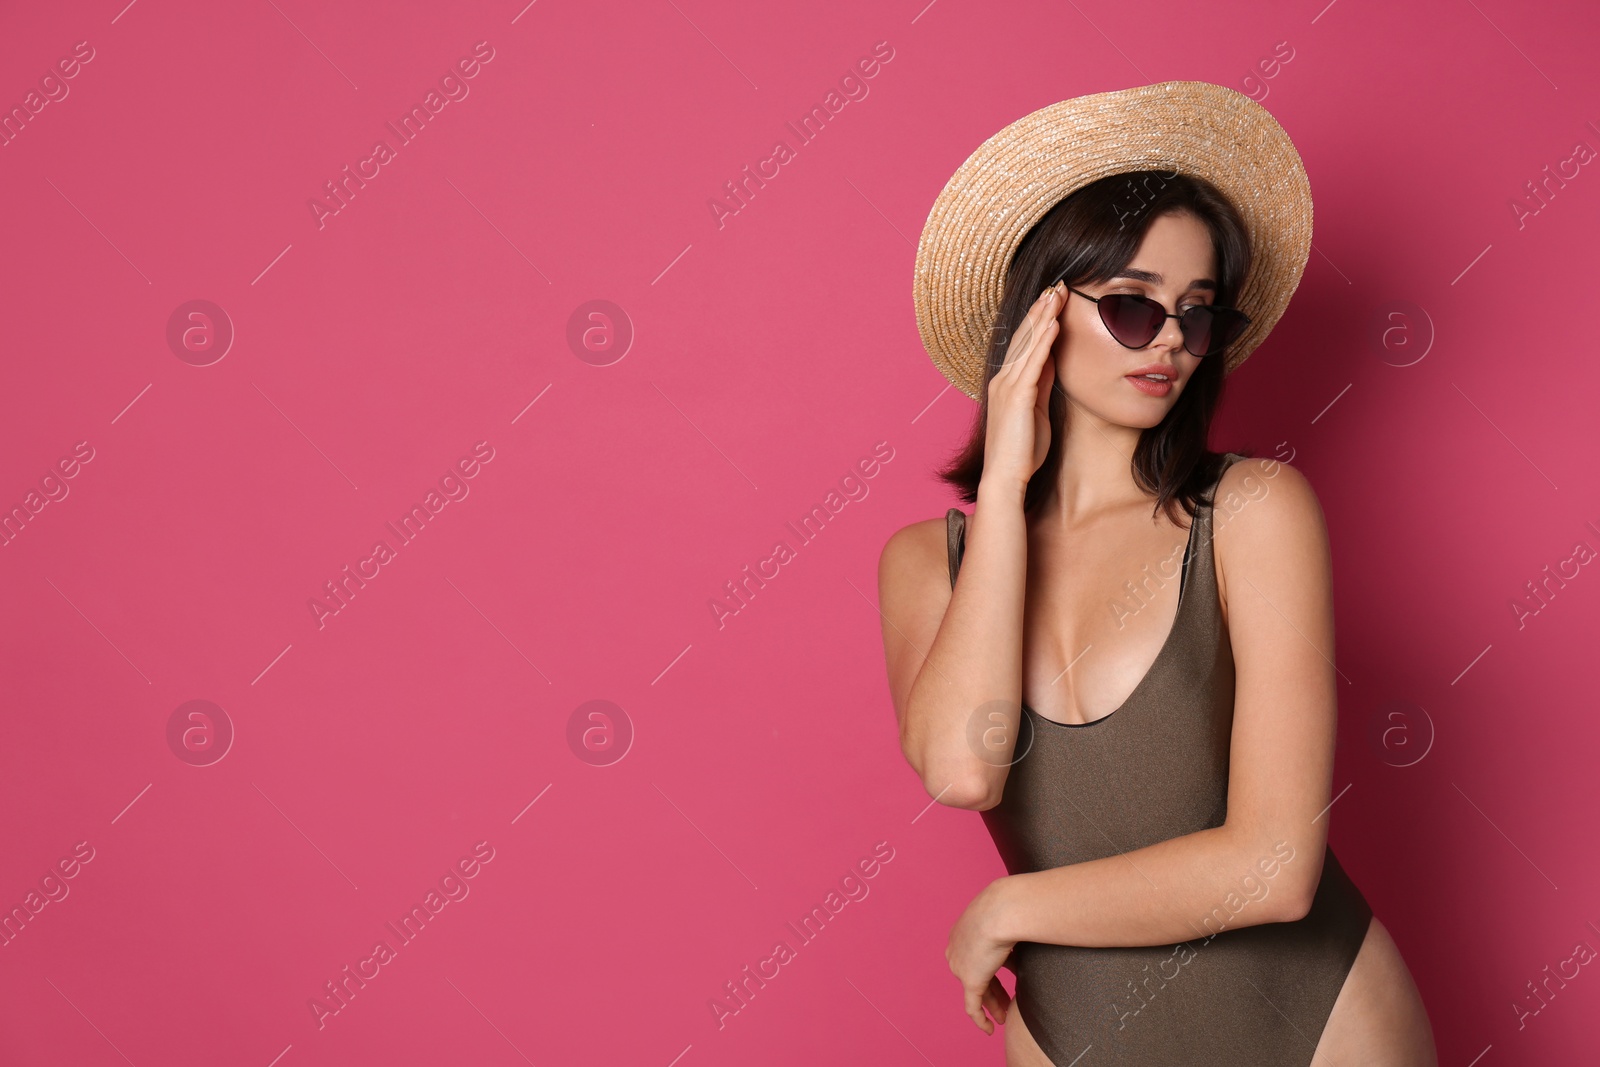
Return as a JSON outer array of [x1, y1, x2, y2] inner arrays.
[[1111, 268, 1217, 291]]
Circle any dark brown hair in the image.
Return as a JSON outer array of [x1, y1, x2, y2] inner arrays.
[[936, 170, 1255, 526]]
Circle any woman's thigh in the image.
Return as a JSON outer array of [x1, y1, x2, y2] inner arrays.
[[1002, 921, 1437, 1066], [1004, 996, 1059, 1067], [1313, 917, 1437, 1066]]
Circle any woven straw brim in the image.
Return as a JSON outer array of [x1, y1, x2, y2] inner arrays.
[[914, 80, 1312, 400]]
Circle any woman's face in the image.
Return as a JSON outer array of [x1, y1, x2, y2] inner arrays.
[[1049, 210, 1218, 429]]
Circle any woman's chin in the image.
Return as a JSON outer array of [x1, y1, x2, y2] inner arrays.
[[1105, 403, 1173, 431], [1063, 387, 1177, 430]]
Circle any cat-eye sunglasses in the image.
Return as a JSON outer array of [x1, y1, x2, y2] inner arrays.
[[1059, 285, 1250, 358]]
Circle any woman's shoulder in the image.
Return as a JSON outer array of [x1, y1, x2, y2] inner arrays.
[[1216, 454, 1331, 630], [1212, 454, 1330, 609], [878, 512, 961, 593], [1214, 453, 1322, 515]]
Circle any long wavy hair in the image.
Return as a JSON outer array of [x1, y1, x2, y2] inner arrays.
[[936, 170, 1257, 526]]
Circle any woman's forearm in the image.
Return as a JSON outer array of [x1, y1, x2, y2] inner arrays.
[[986, 825, 1321, 948], [901, 483, 1032, 808]]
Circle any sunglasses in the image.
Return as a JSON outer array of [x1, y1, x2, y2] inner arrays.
[[1061, 285, 1250, 359]]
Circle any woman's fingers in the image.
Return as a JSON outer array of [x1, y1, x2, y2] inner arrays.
[[1023, 283, 1064, 376], [950, 944, 1011, 1035], [998, 285, 1061, 378], [962, 976, 1013, 1034], [982, 280, 1064, 495], [998, 293, 1062, 410], [996, 286, 1051, 373], [983, 975, 1011, 1025], [963, 981, 996, 1035]]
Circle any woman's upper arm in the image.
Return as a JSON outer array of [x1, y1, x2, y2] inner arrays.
[[877, 518, 952, 741], [1214, 459, 1339, 917]]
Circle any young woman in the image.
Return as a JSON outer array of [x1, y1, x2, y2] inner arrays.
[[878, 84, 1436, 1065]]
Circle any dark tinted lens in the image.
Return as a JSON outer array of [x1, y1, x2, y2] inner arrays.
[[1180, 305, 1250, 357], [1098, 294, 1166, 349]]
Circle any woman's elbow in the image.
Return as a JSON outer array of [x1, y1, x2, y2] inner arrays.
[[1229, 828, 1323, 924], [1268, 858, 1323, 923], [921, 769, 1002, 811], [899, 725, 1003, 809]]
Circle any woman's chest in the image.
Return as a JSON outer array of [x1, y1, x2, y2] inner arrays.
[[1019, 528, 1193, 725]]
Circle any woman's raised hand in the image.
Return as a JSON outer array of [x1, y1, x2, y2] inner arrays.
[[979, 282, 1063, 502]]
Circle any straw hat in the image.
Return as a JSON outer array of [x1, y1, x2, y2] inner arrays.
[[913, 80, 1312, 400]]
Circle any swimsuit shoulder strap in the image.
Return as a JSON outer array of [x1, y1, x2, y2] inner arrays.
[[1184, 451, 1248, 598], [945, 507, 966, 591]]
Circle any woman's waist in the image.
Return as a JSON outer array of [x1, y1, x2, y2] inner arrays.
[[1009, 882, 1371, 1051], [979, 802, 1228, 873]]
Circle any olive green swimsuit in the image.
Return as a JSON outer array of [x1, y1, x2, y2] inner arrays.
[[944, 452, 1373, 1066]]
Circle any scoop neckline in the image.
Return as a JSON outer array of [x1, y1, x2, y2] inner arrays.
[[1024, 488, 1207, 730]]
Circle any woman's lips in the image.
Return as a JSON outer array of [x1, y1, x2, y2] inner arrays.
[[1125, 374, 1173, 397]]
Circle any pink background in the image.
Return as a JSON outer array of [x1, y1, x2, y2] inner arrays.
[[2, 0, 1597, 1063]]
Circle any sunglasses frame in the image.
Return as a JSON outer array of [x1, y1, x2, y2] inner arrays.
[[1062, 285, 1250, 359]]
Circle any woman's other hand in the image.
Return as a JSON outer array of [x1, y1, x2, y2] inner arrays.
[[946, 878, 1018, 1035]]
